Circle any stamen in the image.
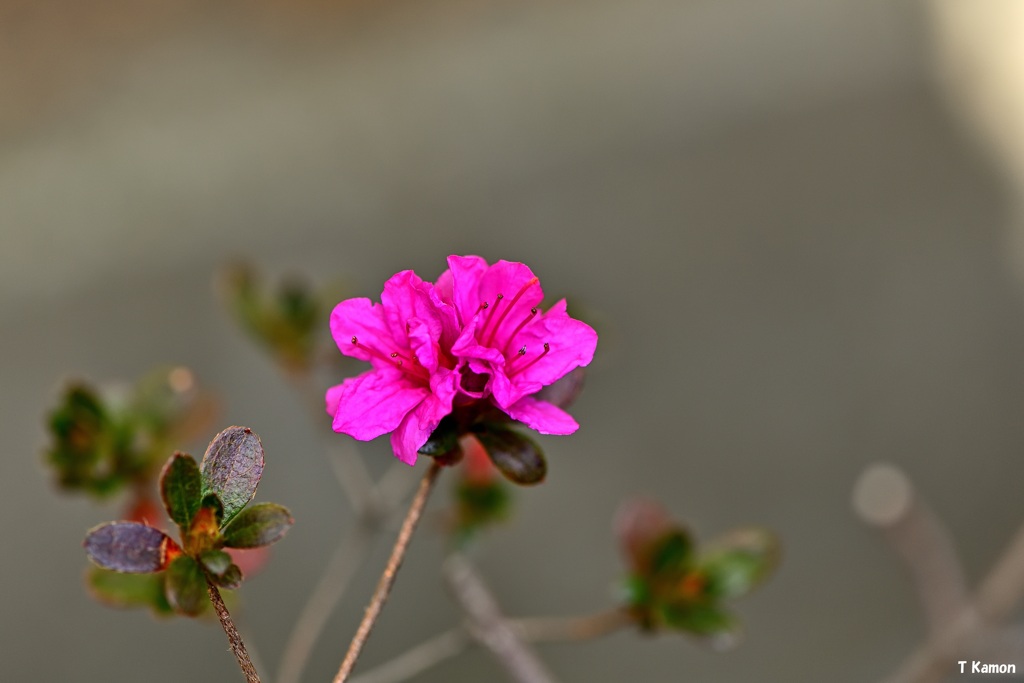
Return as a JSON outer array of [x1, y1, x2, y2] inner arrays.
[[503, 307, 539, 356], [477, 293, 505, 343], [349, 336, 428, 381], [510, 342, 549, 377], [483, 277, 539, 347]]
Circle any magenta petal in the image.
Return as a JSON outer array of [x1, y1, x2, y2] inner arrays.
[[505, 396, 579, 435], [390, 375, 458, 465], [446, 255, 488, 323], [331, 369, 428, 441], [477, 260, 544, 318], [381, 270, 442, 349], [325, 383, 345, 416], [330, 298, 393, 368]]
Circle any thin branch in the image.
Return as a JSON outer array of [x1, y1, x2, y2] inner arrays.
[[348, 628, 471, 683], [511, 610, 631, 643], [333, 461, 444, 683], [348, 609, 629, 683], [853, 463, 969, 634], [276, 527, 373, 683], [860, 464, 1024, 683], [444, 553, 560, 683], [206, 577, 261, 683]]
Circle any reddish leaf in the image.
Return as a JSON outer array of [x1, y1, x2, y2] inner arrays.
[[84, 522, 179, 573]]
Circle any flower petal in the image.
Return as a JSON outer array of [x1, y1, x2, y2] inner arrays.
[[390, 371, 459, 464], [446, 255, 489, 325], [504, 396, 579, 435], [325, 383, 345, 416], [381, 270, 442, 350], [495, 300, 597, 406], [331, 369, 429, 441], [330, 298, 394, 369]]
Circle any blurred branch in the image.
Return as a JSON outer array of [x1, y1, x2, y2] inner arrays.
[[856, 464, 1024, 683], [444, 553, 560, 683], [853, 463, 969, 633], [348, 608, 629, 683], [276, 526, 372, 683], [349, 628, 471, 683]]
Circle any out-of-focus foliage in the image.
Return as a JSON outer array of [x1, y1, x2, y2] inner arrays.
[[220, 262, 348, 374], [616, 499, 778, 641], [44, 367, 215, 499]]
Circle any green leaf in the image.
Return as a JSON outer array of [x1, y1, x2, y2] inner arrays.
[[159, 452, 202, 532], [475, 426, 547, 485], [87, 567, 173, 614], [200, 426, 264, 526], [418, 415, 460, 458], [165, 556, 207, 616], [658, 601, 736, 635], [649, 530, 694, 577], [700, 528, 779, 600], [222, 502, 294, 548], [455, 479, 509, 535], [198, 549, 233, 577], [84, 522, 177, 573], [212, 564, 243, 590]]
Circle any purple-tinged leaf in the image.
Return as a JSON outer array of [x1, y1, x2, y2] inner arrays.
[[159, 452, 202, 532], [199, 426, 264, 526], [84, 522, 178, 573], [222, 502, 293, 548], [165, 555, 207, 616]]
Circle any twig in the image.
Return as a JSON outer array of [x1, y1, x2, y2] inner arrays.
[[276, 527, 373, 683], [348, 609, 630, 683], [858, 464, 1024, 683], [333, 461, 444, 683], [348, 627, 471, 683], [511, 610, 632, 643], [853, 463, 969, 633], [206, 577, 261, 683], [444, 553, 560, 683]]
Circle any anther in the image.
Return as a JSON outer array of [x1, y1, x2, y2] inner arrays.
[[510, 341, 550, 376], [351, 336, 358, 344], [518, 346, 527, 356], [483, 277, 540, 347]]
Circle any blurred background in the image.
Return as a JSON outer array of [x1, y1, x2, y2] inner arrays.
[[5, 0, 1024, 680]]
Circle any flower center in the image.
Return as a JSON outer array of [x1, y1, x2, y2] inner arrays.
[[350, 336, 429, 382]]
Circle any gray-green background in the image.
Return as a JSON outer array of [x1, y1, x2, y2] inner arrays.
[[3, 1, 1023, 681]]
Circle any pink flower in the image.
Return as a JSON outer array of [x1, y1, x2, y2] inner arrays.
[[326, 256, 597, 465], [326, 270, 460, 465], [435, 255, 597, 434]]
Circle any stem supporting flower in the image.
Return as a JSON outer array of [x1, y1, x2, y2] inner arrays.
[[333, 461, 443, 683]]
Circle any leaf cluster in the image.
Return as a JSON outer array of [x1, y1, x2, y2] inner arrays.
[[44, 368, 214, 498], [84, 427, 293, 616], [220, 263, 344, 373], [617, 500, 778, 639]]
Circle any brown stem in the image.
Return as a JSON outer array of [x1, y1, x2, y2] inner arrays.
[[206, 577, 261, 683], [333, 461, 443, 683]]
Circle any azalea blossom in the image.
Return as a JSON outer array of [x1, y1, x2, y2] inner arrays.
[[326, 256, 597, 465]]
